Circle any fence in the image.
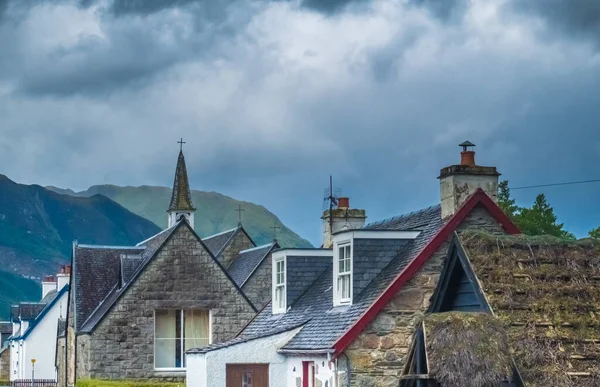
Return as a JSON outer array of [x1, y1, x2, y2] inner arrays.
[[11, 380, 57, 387]]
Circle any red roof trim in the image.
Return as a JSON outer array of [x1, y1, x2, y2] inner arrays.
[[332, 188, 519, 355]]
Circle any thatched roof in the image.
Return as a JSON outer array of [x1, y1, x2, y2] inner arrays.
[[460, 231, 600, 386], [422, 312, 513, 387]]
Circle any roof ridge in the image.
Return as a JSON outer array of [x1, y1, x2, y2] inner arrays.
[[136, 224, 178, 246], [363, 204, 440, 228], [202, 226, 239, 240], [239, 242, 274, 254], [77, 244, 144, 250]]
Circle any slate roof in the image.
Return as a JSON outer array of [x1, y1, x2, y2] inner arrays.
[[202, 227, 241, 257], [228, 242, 278, 287], [168, 150, 195, 211], [40, 289, 58, 304], [75, 225, 179, 332], [460, 232, 600, 386], [11, 303, 46, 322], [74, 244, 145, 330], [0, 322, 11, 334], [57, 318, 67, 338], [200, 205, 446, 353]]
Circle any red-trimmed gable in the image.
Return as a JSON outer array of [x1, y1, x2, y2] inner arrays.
[[332, 188, 519, 355]]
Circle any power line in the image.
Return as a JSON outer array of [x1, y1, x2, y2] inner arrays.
[[511, 179, 600, 191]]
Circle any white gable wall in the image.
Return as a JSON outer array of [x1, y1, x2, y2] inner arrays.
[[187, 328, 341, 387], [10, 291, 68, 381]]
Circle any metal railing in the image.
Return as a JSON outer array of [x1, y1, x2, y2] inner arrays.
[[11, 380, 57, 387]]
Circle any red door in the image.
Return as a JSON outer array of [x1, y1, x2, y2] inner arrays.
[[226, 364, 269, 387]]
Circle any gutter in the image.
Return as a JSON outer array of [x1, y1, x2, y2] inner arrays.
[[276, 348, 335, 356]]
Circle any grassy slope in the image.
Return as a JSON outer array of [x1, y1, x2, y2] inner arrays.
[[51, 185, 312, 248], [0, 270, 40, 320]]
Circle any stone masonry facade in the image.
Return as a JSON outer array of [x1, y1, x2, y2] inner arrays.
[[220, 231, 254, 268], [240, 252, 273, 309], [344, 207, 507, 387], [0, 347, 9, 380], [74, 225, 257, 381]]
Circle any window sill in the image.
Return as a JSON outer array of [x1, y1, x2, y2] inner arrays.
[[154, 369, 187, 376]]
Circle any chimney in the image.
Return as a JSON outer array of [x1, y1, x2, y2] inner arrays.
[[322, 197, 366, 248], [41, 275, 57, 299], [438, 141, 500, 219], [57, 265, 71, 290]]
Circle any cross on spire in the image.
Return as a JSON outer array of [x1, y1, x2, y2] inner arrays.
[[235, 205, 245, 224], [178, 138, 186, 152], [270, 222, 281, 240]]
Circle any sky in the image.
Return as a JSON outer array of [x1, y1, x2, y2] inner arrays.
[[0, 0, 599, 245]]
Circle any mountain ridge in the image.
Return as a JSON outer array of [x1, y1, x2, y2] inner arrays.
[[0, 174, 162, 318], [45, 184, 312, 249]]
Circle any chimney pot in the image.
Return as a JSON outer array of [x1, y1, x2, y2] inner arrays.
[[337, 197, 350, 209], [460, 151, 476, 166]]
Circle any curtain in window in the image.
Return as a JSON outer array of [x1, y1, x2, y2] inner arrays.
[[184, 310, 210, 351]]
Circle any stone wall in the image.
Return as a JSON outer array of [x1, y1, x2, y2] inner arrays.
[[0, 347, 9, 380], [343, 206, 507, 386], [82, 225, 257, 380], [56, 337, 65, 387], [220, 231, 254, 268], [241, 252, 273, 309], [457, 206, 506, 235], [75, 335, 90, 380], [345, 241, 449, 387]]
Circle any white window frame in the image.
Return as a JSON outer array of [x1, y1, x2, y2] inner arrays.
[[334, 239, 353, 306], [153, 309, 212, 371], [272, 255, 287, 314]]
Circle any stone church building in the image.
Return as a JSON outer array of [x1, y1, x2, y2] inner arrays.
[[58, 148, 278, 385]]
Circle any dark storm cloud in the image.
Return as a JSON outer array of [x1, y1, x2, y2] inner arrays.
[[407, 0, 467, 21], [300, 0, 367, 14], [109, 0, 200, 15], [509, 0, 600, 47], [110, 0, 365, 17], [0, 0, 598, 245]]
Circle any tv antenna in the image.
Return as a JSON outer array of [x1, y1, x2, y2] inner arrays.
[[323, 176, 342, 233]]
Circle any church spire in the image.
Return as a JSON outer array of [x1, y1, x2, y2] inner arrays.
[[167, 139, 196, 228]]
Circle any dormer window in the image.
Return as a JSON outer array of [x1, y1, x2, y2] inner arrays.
[[273, 257, 286, 314], [334, 240, 353, 306]]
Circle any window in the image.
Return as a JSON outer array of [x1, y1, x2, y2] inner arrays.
[[273, 257, 286, 314], [243, 371, 253, 387], [154, 309, 210, 369], [335, 243, 352, 305]]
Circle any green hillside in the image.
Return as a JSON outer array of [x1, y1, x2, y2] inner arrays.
[[0, 270, 40, 320], [47, 184, 312, 248], [0, 174, 161, 319]]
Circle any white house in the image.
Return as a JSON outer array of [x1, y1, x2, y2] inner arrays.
[[9, 266, 70, 382]]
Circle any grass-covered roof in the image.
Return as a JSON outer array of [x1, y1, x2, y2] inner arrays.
[[423, 312, 513, 387], [460, 231, 600, 386]]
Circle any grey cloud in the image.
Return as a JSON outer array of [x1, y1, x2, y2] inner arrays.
[[509, 0, 600, 47], [299, 0, 367, 14], [109, 0, 200, 15], [407, 0, 467, 22], [0, 0, 599, 245]]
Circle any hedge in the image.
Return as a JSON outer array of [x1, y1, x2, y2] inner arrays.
[[76, 380, 184, 387]]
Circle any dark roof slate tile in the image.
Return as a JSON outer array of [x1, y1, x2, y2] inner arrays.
[[202, 227, 240, 257], [0, 322, 11, 334], [228, 242, 277, 287], [225, 205, 445, 352]]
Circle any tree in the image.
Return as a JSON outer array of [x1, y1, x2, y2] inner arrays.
[[497, 180, 518, 219], [589, 227, 600, 239], [514, 194, 575, 239]]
